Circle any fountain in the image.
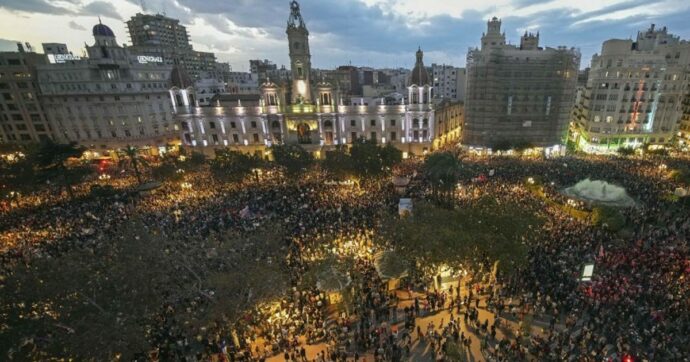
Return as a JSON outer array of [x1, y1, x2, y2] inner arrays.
[[563, 179, 636, 207]]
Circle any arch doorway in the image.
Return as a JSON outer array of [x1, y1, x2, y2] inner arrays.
[[297, 123, 311, 144]]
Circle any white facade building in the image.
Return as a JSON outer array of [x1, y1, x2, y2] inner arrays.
[[573, 24, 690, 153], [36, 21, 178, 153], [431, 64, 466, 102], [175, 1, 450, 157]]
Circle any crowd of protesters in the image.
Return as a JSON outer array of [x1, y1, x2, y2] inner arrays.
[[1, 150, 689, 361]]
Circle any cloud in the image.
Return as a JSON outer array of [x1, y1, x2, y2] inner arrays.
[[1, 0, 689, 70], [80, 1, 123, 20], [68, 21, 86, 31], [0, 0, 72, 15], [0, 38, 22, 51]]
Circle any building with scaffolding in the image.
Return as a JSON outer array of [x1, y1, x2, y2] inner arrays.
[[464, 17, 579, 151]]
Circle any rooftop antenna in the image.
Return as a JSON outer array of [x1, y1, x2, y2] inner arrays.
[[98, 16, 102, 24]]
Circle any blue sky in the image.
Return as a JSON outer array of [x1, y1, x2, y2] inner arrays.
[[1, 0, 689, 71]]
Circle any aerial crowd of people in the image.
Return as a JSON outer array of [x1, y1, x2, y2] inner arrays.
[[0, 148, 689, 361]]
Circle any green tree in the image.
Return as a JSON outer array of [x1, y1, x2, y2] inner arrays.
[[210, 149, 263, 183], [670, 167, 690, 186], [271, 144, 313, 176], [492, 139, 512, 152], [380, 199, 541, 272], [118, 145, 149, 184], [151, 160, 183, 182], [592, 206, 626, 231], [349, 138, 402, 178], [0, 153, 36, 202], [188, 151, 207, 169], [33, 141, 91, 198], [617, 146, 635, 156], [423, 151, 460, 205], [323, 145, 355, 180]]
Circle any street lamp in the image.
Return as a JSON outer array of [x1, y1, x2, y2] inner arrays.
[[180, 182, 192, 190]]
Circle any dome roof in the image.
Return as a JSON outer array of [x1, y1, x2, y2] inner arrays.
[[409, 47, 430, 86], [92, 22, 115, 37]]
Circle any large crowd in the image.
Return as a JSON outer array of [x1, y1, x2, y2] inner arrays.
[[1, 151, 689, 361]]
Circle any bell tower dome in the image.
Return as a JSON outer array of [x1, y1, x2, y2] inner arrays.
[[286, 1, 312, 104]]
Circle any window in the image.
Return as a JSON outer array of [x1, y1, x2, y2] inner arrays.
[[253, 133, 260, 143], [351, 132, 357, 143], [209, 121, 216, 129], [390, 119, 396, 127], [350, 119, 356, 127], [370, 131, 376, 141], [212, 134, 219, 143], [251, 121, 257, 128], [230, 121, 237, 128], [370, 119, 376, 126], [413, 130, 419, 141], [390, 131, 397, 141], [423, 119, 428, 127], [413, 119, 419, 128], [232, 134, 239, 143]]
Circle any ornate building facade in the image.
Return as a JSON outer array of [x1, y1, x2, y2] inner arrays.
[[176, 1, 460, 157], [36, 21, 178, 153]]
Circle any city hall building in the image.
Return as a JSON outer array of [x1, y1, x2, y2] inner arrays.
[[176, 1, 461, 157]]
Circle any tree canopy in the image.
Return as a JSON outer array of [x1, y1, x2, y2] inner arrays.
[[348, 139, 402, 178], [271, 144, 314, 176], [210, 148, 264, 183], [380, 198, 542, 272]]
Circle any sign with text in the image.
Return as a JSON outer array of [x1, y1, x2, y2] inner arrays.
[[137, 55, 163, 64], [47, 54, 81, 64]]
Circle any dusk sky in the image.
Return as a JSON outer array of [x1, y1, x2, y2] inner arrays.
[[1, 0, 689, 71]]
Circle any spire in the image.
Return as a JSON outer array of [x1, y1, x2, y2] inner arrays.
[[287, 1, 306, 29], [98, 16, 102, 25]]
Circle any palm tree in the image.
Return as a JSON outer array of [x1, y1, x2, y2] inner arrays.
[[424, 152, 460, 206], [118, 145, 149, 184]]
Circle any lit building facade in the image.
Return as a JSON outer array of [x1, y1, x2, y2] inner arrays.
[[0, 46, 52, 143], [36, 22, 178, 153], [573, 24, 690, 153], [431, 64, 466, 102], [464, 17, 580, 150], [126, 13, 219, 81], [176, 1, 455, 157]]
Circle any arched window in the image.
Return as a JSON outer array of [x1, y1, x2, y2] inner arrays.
[[412, 89, 419, 104], [413, 119, 420, 128], [423, 118, 429, 127], [297, 123, 311, 144], [271, 120, 280, 129], [324, 120, 333, 128]]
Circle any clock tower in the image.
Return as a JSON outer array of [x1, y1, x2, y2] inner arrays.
[[286, 1, 312, 104]]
